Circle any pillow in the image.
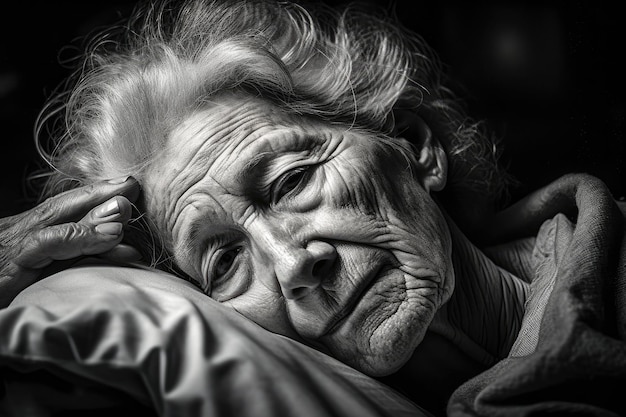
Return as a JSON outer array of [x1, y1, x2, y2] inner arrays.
[[0, 262, 431, 417]]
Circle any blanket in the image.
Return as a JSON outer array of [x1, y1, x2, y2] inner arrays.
[[448, 174, 626, 416]]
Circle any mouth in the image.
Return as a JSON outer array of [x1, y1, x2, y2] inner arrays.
[[318, 262, 391, 338]]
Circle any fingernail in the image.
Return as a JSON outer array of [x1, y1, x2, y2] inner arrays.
[[107, 176, 130, 185], [95, 199, 120, 218], [96, 222, 123, 236]]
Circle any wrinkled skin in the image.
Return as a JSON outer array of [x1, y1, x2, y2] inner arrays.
[[143, 93, 454, 376], [0, 178, 140, 308]]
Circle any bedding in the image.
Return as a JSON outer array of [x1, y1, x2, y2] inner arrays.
[[448, 174, 626, 416], [1, 173, 624, 417], [0, 262, 430, 416]]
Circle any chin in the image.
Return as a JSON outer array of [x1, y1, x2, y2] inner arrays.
[[320, 275, 436, 377], [359, 345, 419, 377], [325, 324, 426, 377]]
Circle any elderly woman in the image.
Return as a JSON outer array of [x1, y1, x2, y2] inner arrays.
[[1, 0, 625, 416]]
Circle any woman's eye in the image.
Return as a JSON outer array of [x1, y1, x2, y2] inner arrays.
[[214, 246, 242, 278], [272, 167, 309, 202], [203, 243, 250, 302]]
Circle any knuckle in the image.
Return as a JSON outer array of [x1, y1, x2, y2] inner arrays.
[[17, 232, 42, 258], [38, 223, 87, 246], [28, 228, 50, 249], [61, 223, 89, 241]]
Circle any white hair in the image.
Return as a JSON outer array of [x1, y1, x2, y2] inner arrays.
[[35, 0, 509, 268]]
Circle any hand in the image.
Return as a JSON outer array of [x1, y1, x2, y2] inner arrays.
[[0, 176, 141, 308]]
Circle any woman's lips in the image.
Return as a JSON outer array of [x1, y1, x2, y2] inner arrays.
[[318, 263, 390, 338], [288, 244, 400, 341]]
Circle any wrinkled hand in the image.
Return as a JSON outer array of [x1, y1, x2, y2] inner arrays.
[[0, 176, 141, 307]]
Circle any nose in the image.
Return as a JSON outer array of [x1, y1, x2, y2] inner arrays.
[[274, 240, 337, 300]]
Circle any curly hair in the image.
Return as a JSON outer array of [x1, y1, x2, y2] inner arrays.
[[34, 0, 509, 269]]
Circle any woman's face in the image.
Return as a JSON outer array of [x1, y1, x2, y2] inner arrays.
[[143, 93, 454, 376]]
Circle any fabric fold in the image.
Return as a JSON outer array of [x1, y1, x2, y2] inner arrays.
[[448, 174, 626, 416]]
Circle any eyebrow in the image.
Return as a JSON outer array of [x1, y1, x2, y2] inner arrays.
[[237, 151, 272, 184], [234, 133, 325, 193]]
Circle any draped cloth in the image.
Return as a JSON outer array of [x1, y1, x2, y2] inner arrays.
[[448, 174, 626, 416]]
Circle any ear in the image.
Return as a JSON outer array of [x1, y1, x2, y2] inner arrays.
[[393, 110, 448, 192], [418, 138, 448, 192]]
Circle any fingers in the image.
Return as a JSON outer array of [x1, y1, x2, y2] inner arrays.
[[79, 195, 134, 227], [13, 191, 140, 270], [15, 221, 124, 270], [1, 177, 144, 306], [80, 195, 144, 263], [29, 176, 140, 227]]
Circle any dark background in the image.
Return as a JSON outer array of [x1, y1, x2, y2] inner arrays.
[[1, 0, 624, 218]]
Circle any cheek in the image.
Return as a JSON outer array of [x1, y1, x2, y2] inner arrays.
[[223, 275, 301, 341], [324, 144, 453, 289], [323, 158, 393, 218], [322, 270, 441, 376], [319, 155, 454, 375], [328, 140, 423, 214], [386, 188, 454, 307]]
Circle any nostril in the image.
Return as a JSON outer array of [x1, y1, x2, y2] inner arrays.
[[311, 257, 333, 280], [290, 287, 310, 299], [278, 241, 337, 300], [285, 258, 334, 300]]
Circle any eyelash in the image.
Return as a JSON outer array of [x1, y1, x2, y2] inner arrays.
[[215, 246, 241, 277], [202, 243, 243, 296], [270, 166, 310, 203]]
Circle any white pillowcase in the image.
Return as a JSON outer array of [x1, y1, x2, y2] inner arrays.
[[0, 263, 430, 417]]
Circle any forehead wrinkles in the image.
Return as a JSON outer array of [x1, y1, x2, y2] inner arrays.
[[175, 98, 295, 181], [147, 97, 291, 252], [177, 100, 281, 167]]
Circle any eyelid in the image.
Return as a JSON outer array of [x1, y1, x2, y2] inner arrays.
[[199, 231, 244, 293], [199, 251, 212, 294], [270, 165, 313, 204], [202, 245, 249, 302]]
